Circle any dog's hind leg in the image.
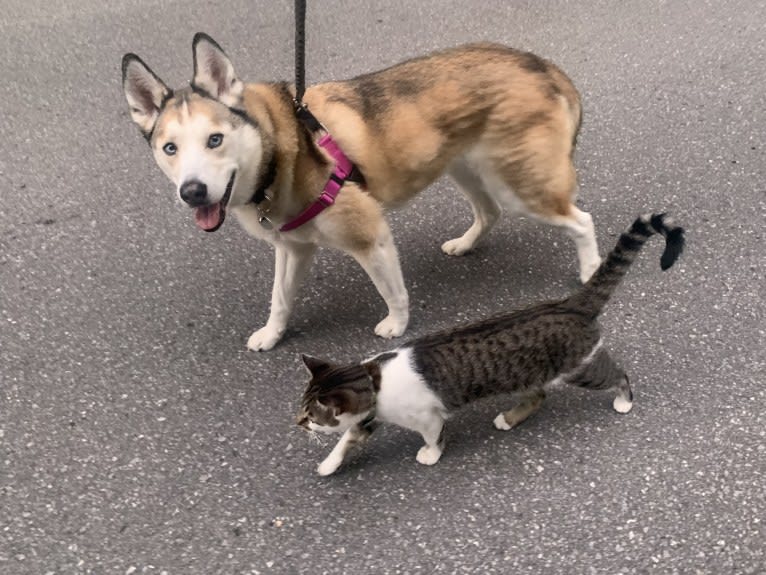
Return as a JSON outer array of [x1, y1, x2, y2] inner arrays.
[[441, 157, 501, 256], [531, 204, 601, 283], [491, 130, 600, 283], [247, 242, 317, 351], [350, 223, 410, 339]]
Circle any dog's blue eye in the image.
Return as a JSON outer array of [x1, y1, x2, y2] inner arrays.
[[162, 142, 177, 156], [207, 133, 224, 149]]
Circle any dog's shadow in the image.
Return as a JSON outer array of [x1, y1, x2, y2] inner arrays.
[[294, 200, 580, 339]]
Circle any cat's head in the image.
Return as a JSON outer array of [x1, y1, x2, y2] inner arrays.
[[295, 354, 376, 434]]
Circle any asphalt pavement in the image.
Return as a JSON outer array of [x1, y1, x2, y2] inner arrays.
[[1, 1, 764, 573]]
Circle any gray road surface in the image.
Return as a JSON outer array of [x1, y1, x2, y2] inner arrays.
[[1, 1, 764, 573]]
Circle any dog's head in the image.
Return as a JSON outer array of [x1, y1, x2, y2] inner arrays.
[[122, 34, 265, 232]]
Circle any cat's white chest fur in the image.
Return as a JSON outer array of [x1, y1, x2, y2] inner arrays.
[[376, 348, 448, 427]]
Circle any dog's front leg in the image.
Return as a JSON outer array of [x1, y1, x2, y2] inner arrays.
[[247, 243, 317, 351], [351, 226, 409, 339]]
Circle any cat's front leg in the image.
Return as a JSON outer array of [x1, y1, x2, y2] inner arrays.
[[415, 415, 446, 466], [317, 425, 372, 476], [494, 390, 546, 430]]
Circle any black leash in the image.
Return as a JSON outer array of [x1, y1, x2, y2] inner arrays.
[[292, 0, 322, 131], [294, 0, 307, 104], [291, 0, 366, 186]]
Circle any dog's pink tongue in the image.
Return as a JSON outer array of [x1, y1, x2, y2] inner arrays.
[[194, 203, 223, 232]]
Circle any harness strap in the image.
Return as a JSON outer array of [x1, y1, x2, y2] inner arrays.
[[293, 103, 365, 183], [280, 0, 365, 232], [294, 97, 322, 131], [278, 132, 354, 232]]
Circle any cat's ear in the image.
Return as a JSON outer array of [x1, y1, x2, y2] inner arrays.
[[301, 354, 332, 376]]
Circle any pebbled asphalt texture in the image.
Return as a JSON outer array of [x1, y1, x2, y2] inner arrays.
[[1, 1, 764, 574]]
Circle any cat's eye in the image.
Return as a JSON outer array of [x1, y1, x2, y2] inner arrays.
[[162, 142, 177, 156], [207, 133, 224, 148]]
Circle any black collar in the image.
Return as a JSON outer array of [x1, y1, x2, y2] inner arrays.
[[359, 407, 377, 432], [252, 154, 278, 205]]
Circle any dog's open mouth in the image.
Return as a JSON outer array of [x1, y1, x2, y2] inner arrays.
[[194, 171, 236, 232]]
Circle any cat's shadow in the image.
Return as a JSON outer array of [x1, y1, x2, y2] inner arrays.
[[329, 390, 618, 478]]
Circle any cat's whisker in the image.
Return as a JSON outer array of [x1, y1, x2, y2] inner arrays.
[[307, 431, 325, 446]]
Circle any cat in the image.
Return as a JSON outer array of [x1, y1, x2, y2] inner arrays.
[[296, 213, 685, 476]]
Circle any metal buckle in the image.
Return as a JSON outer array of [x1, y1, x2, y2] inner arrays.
[[257, 192, 274, 229], [293, 100, 326, 133], [259, 216, 274, 230]]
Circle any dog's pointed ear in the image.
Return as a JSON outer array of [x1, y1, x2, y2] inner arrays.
[[192, 33, 244, 107], [122, 54, 172, 137]]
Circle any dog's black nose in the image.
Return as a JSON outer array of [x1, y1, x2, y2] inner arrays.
[[179, 180, 208, 206]]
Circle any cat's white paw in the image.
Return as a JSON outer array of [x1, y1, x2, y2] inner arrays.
[[416, 445, 442, 466], [493, 413, 511, 431], [247, 325, 283, 351], [579, 257, 602, 283], [613, 396, 633, 414], [317, 456, 342, 476], [441, 237, 473, 256], [374, 314, 407, 339]]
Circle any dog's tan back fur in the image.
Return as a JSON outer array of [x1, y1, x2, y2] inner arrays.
[[230, 43, 590, 255], [303, 43, 581, 214]]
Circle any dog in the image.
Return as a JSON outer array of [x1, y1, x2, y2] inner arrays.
[[121, 33, 601, 351]]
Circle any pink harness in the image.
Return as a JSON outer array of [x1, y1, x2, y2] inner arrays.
[[279, 132, 356, 232]]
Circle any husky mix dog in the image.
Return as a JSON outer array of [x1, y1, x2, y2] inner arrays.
[[121, 34, 601, 350]]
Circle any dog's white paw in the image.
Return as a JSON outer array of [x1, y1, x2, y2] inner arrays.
[[374, 315, 407, 339], [247, 326, 283, 351], [317, 456, 342, 476], [613, 396, 633, 414], [416, 445, 442, 466], [493, 413, 512, 431], [441, 237, 473, 256], [579, 257, 602, 283]]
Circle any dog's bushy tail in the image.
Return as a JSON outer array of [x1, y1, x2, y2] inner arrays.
[[568, 213, 685, 318]]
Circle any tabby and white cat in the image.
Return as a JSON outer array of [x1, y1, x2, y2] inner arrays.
[[296, 214, 685, 476]]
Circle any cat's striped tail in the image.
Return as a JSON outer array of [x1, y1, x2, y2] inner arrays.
[[569, 213, 685, 317]]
